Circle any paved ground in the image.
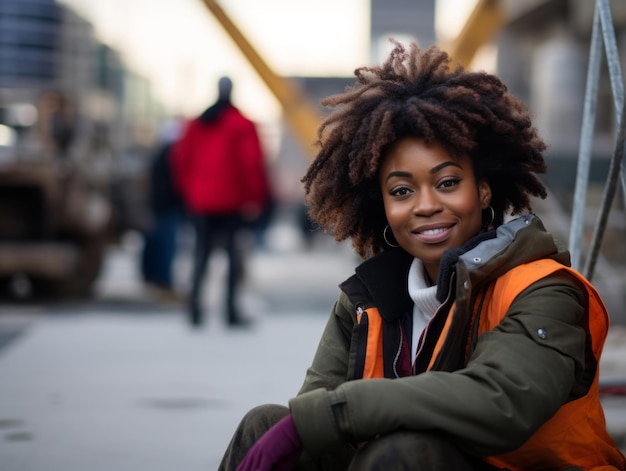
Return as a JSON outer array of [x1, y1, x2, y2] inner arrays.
[[0, 309, 331, 470], [1, 220, 626, 470]]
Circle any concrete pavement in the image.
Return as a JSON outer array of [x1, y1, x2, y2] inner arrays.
[[0, 308, 330, 470], [1, 222, 626, 470]]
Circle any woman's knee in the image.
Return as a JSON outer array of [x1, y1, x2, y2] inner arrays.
[[219, 404, 290, 471], [239, 403, 290, 434], [348, 430, 478, 471]]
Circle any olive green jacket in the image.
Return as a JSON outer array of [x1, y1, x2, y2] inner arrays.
[[289, 214, 592, 457]]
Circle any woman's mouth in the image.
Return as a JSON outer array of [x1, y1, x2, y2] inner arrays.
[[415, 226, 453, 243]]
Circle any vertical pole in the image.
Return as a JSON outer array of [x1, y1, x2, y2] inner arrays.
[[584, 96, 626, 280], [598, 0, 626, 209], [599, 0, 624, 125], [569, 2, 602, 270], [582, 0, 626, 280]]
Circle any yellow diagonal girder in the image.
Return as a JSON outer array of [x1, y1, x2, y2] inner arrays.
[[201, 0, 322, 159]]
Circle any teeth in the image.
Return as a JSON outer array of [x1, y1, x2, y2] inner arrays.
[[420, 228, 446, 236]]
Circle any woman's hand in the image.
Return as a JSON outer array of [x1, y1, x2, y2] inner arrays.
[[236, 414, 303, 471]]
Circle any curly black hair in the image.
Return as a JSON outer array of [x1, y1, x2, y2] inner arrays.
[[301, 41, 548, 259]]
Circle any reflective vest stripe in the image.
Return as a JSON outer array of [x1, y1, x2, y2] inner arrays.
[[358, 308, 384, 379]]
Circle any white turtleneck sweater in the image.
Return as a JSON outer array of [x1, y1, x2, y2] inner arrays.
[[407, 258, 441, 360]]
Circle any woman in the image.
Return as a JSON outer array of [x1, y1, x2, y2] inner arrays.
[[220, 41, 626, 470]]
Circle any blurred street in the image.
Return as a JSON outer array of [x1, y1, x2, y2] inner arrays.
[[1, 217, 626, 471]]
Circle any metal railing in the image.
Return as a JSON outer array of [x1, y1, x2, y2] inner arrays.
[[569, 0, 626, 280]]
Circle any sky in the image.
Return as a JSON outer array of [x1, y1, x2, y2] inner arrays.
[[58, 0, 477, 123]]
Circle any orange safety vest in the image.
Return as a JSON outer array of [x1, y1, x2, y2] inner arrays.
[[358, 259, 626, 470]]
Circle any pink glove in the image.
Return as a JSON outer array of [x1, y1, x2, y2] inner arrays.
[[236, 414, 302, 471]]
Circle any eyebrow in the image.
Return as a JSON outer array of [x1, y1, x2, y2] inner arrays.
[[430, 161, 463, 174], [384, 161, 463, 182], [385, 171, 412, 181]]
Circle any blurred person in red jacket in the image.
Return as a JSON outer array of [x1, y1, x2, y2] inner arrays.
[[172, 76, 271, 328]]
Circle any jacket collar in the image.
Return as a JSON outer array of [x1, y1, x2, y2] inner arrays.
[[340, 248, 414, 322], [462, 214, 569, 285]]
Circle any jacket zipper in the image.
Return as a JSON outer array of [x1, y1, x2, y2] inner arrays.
[[392, 320, 404, 378], [412, 272, 456, 375]]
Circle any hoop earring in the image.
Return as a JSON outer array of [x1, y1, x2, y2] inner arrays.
[[383, 225, 400, 248], [482, 206, 495, 228]]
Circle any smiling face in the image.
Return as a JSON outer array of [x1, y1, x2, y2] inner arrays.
[[379, 137, 492, 281]]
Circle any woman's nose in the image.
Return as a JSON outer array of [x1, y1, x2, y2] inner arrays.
[[413, 188, 442, 215]]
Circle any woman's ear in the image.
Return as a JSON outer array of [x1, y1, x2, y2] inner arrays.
[[479, 179, 492, 209]]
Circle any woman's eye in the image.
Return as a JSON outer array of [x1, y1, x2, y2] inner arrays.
[[390, 187, 412, 196], [438, 178, 460, 189]]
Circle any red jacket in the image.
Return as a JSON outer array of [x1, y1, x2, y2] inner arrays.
[[171, 105, 269, 215]]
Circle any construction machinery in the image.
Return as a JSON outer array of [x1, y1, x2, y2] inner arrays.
[[0, 0, 162, 299], [0, 98, 113, 298]]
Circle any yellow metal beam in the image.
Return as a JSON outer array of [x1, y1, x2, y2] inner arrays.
[[200, 0, 322, 159], [447, 0, 504, 69]]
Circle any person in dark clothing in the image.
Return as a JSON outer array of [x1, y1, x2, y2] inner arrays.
[[141, 120, 184, 296], [172, 77, 271, 328]]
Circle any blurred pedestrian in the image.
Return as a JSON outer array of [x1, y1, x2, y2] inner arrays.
[[220, 42, 626, 470], [37, 90, 76, 161], [172, 76, 271, 328], [297, 200, 320, 249], [141, 118, 184, 300]]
